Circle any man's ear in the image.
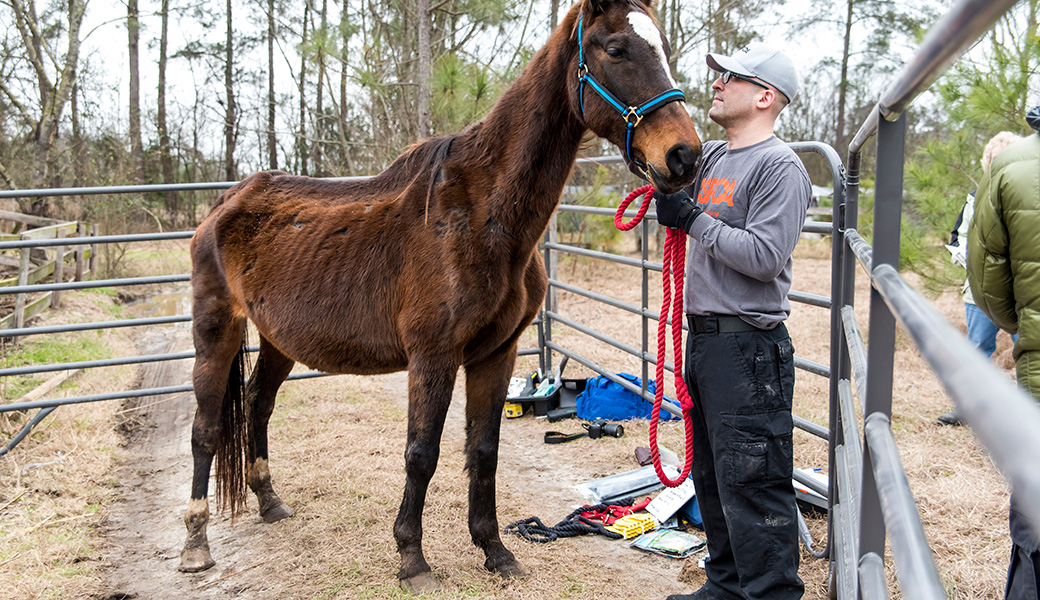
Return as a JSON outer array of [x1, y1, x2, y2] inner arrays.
[[756, 88, 778, 111]]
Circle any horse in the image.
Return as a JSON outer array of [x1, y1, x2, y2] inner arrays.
[[179, 0, 701, 592]]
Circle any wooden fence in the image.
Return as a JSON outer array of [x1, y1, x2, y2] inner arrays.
[[0, 210, 97, 331]]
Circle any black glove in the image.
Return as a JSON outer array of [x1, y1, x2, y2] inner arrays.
[[653, 189, 702, 232]]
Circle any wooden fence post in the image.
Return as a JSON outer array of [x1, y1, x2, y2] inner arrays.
[[75, 222, 86, 281], [53, 228, 66, 308], [89, 224, 99, 277], [14, 233, 30, 332]]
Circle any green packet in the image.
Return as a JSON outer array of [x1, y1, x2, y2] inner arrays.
[[629, 529, 706, 558]]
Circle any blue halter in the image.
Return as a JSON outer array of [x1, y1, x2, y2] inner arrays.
[[576, 14, 686, 173]]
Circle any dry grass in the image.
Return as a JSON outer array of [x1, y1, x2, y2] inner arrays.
[[0, 235, 1016, 599], [0, 290, 138, 600]]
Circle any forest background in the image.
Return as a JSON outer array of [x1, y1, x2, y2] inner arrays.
[[0, 0, 1037, 288]]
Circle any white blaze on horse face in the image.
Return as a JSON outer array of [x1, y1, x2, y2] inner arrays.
[[627, 12, 680, 91]]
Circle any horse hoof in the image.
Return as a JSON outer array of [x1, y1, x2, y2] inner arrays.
[[178, 547, 216, 573], [487, 556, 529, 579], [261, 502, 294, 523], [496, 560, 529, 579], [400, 572, 441, 594]]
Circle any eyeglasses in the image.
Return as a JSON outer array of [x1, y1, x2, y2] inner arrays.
[[721, 71, 769, 90]]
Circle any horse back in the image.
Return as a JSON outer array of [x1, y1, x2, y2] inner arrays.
[[190, 145, 543, 374]]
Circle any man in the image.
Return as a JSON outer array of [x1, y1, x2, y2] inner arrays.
[[655, 42, 810, 600], [967, 105, 1040, 600]]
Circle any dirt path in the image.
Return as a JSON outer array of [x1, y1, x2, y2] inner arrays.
[[98, 319, 689, 599]]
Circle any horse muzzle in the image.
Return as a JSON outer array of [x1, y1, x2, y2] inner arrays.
[[643, 142, 702, 194]]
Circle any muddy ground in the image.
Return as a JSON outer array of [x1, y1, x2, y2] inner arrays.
[[0, 237, 1015, 599]]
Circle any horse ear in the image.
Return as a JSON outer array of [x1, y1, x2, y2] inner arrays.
[[582, 0, 655, 16], [581, 0, 607, 16]]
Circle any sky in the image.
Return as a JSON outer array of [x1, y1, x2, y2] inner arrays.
[[71, 0, 939, 165]]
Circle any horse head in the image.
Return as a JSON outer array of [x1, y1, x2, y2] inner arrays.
[[571, 0, 701, 193]]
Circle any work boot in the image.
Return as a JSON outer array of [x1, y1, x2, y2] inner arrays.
[[937, 410, 962, 426], [665, 585, 733, 600]]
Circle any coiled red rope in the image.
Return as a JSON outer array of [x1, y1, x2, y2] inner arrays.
[[615, 185, 694, 488]]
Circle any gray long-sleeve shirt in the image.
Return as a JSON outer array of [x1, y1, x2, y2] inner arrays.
[[682, 137, 811, 329]]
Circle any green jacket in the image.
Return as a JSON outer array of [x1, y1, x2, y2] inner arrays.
[[968, 131, 1040, 391]]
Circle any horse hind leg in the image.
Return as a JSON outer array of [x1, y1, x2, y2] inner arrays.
[[180, 313, 247, 573], [245, 336, 295, 523], [464, 349, 528, 579]]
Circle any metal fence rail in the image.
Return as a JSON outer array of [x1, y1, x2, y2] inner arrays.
[[832, 1, 1040, 599]]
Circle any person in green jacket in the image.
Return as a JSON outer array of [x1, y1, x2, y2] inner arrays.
[[967, 104, 1040, 600]]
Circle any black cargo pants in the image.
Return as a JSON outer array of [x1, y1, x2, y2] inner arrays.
[[683, 315, 804, 600]]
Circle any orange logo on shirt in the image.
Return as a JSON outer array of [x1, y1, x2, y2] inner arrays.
[[698, 178, 736, 207]]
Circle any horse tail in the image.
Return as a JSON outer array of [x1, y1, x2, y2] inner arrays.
[[214, 339, 250, 519]]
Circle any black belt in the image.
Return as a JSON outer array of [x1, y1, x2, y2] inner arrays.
[[689, 315, 762, 334]]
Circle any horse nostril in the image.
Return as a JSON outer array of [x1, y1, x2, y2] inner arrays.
[[666, 144, 700, 179]]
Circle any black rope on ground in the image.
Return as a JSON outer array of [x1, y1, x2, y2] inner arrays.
[[504, 498, 635, 543]]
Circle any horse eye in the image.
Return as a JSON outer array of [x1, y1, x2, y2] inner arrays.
[[605, 46, 626, 60]]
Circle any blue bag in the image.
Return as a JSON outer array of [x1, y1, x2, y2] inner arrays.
[[575, 373, 679, 421], [679, 495, 703, 529]]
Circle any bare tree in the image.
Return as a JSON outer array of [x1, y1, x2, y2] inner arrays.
[[128, 0, 144, 181], [267, 0, 278, 169], [2, 0, 88, 212], [297, 0, 311, 175], [417, 0, 431, 138], [335, 0, 356, 173], [223, 0, 237, 181], [157, 0, 178, 216], [310, 0, 328, 175]]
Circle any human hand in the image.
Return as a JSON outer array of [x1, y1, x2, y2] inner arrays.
[[945, 244, 966, 269], [653, 189, 702, 232]]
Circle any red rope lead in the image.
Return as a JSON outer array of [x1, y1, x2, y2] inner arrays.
[[615, 185, 694, 488]]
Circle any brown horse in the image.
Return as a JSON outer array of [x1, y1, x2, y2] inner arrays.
[[180, 0, 700, 592]]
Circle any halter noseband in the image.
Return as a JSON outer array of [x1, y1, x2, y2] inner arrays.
[[576, 14, 686, 174]]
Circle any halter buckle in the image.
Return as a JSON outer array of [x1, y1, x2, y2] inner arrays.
[[577, 64, 588, 80], [624, 108, 644, 128]]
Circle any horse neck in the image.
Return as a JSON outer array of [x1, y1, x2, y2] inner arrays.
[[469, 18, 585, 251]]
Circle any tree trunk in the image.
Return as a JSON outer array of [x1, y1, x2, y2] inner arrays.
[[158, 0, 178, 217], [128, 0, 144, 182], [267, 0, 278, 170], [224, 0, 237, 181], [8, 0, 86, 213], [836, 0, 853, 156], [298, 0, 311, 175], [336, 0, 354, 174], [71, 81, 85, 187], [416, 0, 431, 138], [311, 0, 328, 175]]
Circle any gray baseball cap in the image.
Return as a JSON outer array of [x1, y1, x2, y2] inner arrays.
[[707, 42, 800, 103]]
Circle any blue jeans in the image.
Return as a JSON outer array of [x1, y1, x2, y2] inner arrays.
[[966, 302, 1016, 358]]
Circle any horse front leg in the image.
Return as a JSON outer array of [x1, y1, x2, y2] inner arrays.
[[464, 349, 528, 579], [246, 337, 296, 523], [395, 356, 457, 593]]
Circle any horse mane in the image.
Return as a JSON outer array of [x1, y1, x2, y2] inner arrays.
[[372, 135, 456, 222]]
